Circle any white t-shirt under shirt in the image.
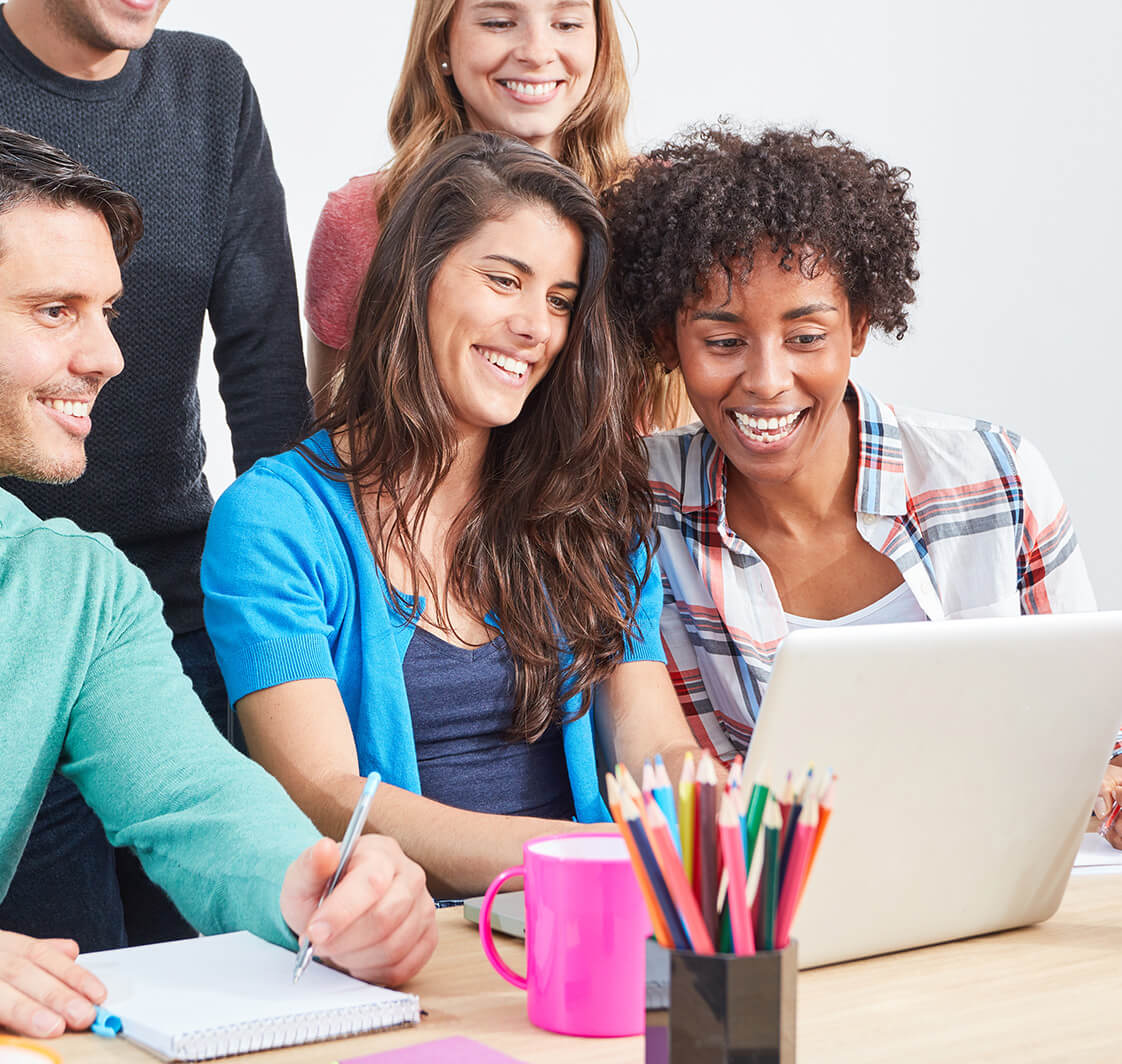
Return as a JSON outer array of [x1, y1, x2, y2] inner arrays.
[[784, 580, 928, 632]]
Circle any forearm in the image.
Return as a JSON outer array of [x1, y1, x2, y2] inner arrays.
[[285, 768, 601, 898]]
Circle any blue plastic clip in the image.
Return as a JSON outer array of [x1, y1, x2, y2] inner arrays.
[[91, 1006, 122, 1038]]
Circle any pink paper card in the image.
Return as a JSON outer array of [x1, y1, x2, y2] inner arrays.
[[337, 1036, 527, 1064]]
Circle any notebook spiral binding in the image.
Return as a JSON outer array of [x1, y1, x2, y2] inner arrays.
[[169, 997, 421, 1061]]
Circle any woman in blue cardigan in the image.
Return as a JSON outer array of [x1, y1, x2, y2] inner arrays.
[[202, 133, 705, 898]]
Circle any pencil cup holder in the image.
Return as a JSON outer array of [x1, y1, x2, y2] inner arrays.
[[644, 940, 797, 1064]]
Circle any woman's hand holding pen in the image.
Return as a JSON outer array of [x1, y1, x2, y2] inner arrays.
[[280, 835, 438, 987], [0, 931, 105, 1038], [1093, 762, 1122, 849]]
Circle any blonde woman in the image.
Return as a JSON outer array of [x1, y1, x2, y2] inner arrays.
[[305, 0, 630, 416]]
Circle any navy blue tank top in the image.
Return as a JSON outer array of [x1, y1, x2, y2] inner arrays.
[[402, 626, 575, 820]]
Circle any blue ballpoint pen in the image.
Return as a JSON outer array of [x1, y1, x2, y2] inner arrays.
[[292, 772, 381, 983]]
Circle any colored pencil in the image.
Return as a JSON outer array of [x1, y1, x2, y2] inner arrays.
[[741, 772, 770, 870], [777, 770, 795, 841], [776, 790, 821, 947], [718, 792, 754, 954], [779, 766, 813, 883], [758, 797, 782, 951], [678, 752, 697, 887], [744, 814, 766, 911], [616, 763, 651, 830], [645, 796, 714, 953], [727, 754, 744, 794], [606, 773, 673, 948], [776, 791, 819, 948], [652, 754, 681, 854], [798, 772, 835, 904], [696, 751, 719, 943], [618, 788, 691, 950]]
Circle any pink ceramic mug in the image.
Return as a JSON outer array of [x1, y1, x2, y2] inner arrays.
[[479, 832, 651, 1037]]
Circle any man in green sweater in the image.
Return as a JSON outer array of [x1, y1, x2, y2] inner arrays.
[[0, 127, 437, 1039]]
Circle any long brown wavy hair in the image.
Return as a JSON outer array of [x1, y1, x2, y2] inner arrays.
[[304, 132, 652, 743], [379, 0, 631, 221]]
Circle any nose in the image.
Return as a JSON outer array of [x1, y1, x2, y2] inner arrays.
[[739, 342, 792, 400], [507, 298, 553, 349], [513, 17, 554, 68], [72, 314, 124, 383]]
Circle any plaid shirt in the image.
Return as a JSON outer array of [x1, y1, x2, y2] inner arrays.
[[648, 383, 1110, 762]]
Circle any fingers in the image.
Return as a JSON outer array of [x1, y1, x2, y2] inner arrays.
[[289, 835, 437, 986], [279, 837, 344, 934], [0, 933, 105, 1038], [322, 891, 438, 987], [305, 837, 407, 943]]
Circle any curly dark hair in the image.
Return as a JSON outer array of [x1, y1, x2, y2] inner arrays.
[[602, 125, 919, 378]]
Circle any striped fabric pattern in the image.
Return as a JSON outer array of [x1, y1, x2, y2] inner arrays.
[[647, 383, 1112, 762]]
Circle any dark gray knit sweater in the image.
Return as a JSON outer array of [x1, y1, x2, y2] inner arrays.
[[0, 9, 311, 634]]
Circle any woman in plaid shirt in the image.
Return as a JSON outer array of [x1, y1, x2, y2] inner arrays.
[[602, 126, 1122, 846]]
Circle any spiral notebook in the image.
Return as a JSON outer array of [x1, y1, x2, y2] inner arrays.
[[80, 931, 420, 1060]]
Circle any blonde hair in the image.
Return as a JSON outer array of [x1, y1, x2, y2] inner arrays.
[[380, 0, 631, 219]]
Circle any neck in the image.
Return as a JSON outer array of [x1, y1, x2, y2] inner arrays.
[[726, 400, 859, 536], [3, 1, 131, 79]]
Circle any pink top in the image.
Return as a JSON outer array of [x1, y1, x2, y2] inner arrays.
[[304, 172, 384, 349]]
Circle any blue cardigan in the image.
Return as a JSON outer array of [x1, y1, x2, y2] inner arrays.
[[201, 431, 666, 823]]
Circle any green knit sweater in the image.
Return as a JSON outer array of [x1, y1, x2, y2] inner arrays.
[[0, 487, 318, 945]]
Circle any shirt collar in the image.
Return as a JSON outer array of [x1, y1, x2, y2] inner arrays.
[[679, 381, 907, 518]]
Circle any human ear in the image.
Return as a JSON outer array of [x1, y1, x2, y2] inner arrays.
[[849, 309, 871, 359]]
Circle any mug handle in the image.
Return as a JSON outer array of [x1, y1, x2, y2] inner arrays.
[[478, 865, 527, 990]]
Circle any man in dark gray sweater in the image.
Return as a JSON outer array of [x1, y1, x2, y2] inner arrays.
[[0, 0, 311, 948]]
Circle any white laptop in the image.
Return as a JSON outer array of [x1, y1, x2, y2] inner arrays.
[[741, 611, 1122, 968]]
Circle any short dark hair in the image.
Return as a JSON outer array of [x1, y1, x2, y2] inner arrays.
[[603, 125, 920, 360], [0, 125, 143, 263]]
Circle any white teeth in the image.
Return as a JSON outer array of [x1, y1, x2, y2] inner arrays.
[[47, 399, 90, 417], [502, 80, 559, 97], [480, 348, 529, 377], [732, 409, 804, 442]]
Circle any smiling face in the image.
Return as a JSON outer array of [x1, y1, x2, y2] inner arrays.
[[670, 247, 868, 496], [0, 201, 124, 483], [425, 201, 583, 442], [446, 0, 597, 157]]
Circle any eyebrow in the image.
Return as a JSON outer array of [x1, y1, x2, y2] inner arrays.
[[482, 254, 579, 291], [690, 302, 839, 323], [469, 0, 591, 9], [15, 288, 124, 304], [782, 303, 839, 320]]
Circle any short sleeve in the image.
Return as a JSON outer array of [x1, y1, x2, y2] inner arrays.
[[622, 541, 668, 664], [304, 174, 383, 349], [202, 465, 339, 704]]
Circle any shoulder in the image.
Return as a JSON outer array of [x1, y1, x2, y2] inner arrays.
[[0, 490, 159, 625], [212, 433, 339, 520], [314, 173, 384, 243], [144, 29, 245, 74], [891, 401, 1028, 470], [644, 422, 714, 513]]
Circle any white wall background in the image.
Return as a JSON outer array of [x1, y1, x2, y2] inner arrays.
[[161, 1, 1122, 606]]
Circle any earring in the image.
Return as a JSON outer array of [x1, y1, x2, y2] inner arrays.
[[439, 59, 451, 75]]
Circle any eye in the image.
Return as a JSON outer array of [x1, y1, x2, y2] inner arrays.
[[704, 336, 745, 350], [555, 19, 584, 30], [789, 333, 825, 347], [481, 17, 515, 29], [486, 273, 519, 290], [38, 304, 68, 322], [548, 293, 575, 313], [103, 305, 120, 322]]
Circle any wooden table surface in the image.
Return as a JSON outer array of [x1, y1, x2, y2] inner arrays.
[[35, 868, 1121, 1063]]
